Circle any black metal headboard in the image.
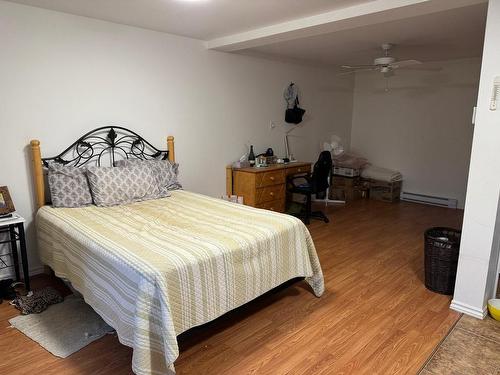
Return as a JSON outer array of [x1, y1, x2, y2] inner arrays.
[[42, 126, 169, 168]]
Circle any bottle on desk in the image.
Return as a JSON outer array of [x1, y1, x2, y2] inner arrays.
[[248, 145, 256, 167]]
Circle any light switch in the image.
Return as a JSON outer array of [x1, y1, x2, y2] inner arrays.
[[490, 76, 500, 111]]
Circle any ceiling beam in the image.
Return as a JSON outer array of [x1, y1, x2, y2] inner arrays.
[[206, 0, 486, 52]]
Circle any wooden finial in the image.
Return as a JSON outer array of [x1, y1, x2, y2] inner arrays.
[[30, 139, 45, 208], [167, 136, 175, 163]]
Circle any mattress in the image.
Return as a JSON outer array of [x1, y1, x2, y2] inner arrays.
[[36, 190, 324, 374]]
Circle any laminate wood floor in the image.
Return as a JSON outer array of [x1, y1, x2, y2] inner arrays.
[[0, 199, 463, 375]]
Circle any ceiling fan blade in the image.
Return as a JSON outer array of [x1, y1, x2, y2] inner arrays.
[[337, 67, 378, 76], [390, 59, 422, 68], [341, 64, 377, 69], [400, 64, 443, 71]]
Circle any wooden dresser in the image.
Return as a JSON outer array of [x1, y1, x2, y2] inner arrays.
[[226, 162, 312, 213]]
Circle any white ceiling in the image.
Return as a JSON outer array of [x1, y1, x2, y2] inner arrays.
[[5, 0, 371, 40], [240, 3, 487, 66], [6, 0, 487, 67]]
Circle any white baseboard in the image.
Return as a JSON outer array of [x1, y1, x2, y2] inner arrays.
[[450, 299, 488, 319], [1, 265, 46, 280], [29, 265, 46, 276]]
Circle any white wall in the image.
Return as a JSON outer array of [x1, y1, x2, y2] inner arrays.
[[452, 0, 500, 319], [350, 58, 481, 208], [0, 1, 354, 274]]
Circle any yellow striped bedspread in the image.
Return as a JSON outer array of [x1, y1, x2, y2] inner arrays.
[[36, 190, 324, 375]]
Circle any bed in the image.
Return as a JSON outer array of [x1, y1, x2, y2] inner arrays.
[[30, 127, 324, 375]]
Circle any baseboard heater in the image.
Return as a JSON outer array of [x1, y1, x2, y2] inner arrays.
[[401, 192, 458, 209]]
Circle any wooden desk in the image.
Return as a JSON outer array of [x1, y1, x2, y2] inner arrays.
[[226, 162, 312, 213]]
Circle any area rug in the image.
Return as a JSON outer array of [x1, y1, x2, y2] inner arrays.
[[9, 295, 114, 358]]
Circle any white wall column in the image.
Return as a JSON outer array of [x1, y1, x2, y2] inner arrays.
[[451, 0, 500, 319]]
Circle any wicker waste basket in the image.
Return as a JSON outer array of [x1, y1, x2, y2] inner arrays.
[[424, 227, 461, 295]]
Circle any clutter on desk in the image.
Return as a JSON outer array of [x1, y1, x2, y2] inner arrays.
[[232, 152, 250, 168], [232, 146, 280, 169], [256, 155, 268, 168], [248, 145, 256, 166], [256, 148, 277, 167]]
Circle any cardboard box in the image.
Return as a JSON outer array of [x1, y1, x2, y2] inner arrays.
[[331, 175, 360, 188], [328, 186, 363, 202], [333, 166, 360, 178], [369, 180, 402, 202], [329, 175, 365, 202]]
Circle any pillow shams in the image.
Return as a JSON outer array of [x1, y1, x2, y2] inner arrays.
[[86, 164, 160, 207], [47, 163, 93, 208], [115, 159, 182, 194]]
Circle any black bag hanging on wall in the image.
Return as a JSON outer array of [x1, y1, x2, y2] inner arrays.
[[285, 83, 306, 124]]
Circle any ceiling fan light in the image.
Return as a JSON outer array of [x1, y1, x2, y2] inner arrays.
[[374, 56, 395, 65]]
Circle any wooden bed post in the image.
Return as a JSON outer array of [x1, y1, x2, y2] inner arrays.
[[30, 139, 45, 209], [167, 136, 175, 163]]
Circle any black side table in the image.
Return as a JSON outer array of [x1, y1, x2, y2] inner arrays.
[[0, 214, 30, 291]]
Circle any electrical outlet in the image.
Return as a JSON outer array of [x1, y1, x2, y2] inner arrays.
[[269, 120, 276, 130]]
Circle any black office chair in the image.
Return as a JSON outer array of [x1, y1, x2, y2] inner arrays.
[[287, 151, 332, 224]]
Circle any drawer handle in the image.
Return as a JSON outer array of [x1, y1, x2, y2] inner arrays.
[[270, 207, 275, 211], [270, 192, 274, 196], [269, 176, 275, 181], [297, 168, 302, 172]]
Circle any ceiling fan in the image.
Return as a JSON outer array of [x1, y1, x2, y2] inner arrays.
[[341, 43, 439, 77]]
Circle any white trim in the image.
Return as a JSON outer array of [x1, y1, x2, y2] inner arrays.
[[401, 191, 458, 208], [29, 265, 46, 276], [450, 299, 488, 319]]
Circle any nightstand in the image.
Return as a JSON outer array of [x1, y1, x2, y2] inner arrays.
[[0, 214, 30, 291]]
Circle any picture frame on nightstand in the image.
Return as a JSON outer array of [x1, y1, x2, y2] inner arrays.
[[0, 186, 15, 216]]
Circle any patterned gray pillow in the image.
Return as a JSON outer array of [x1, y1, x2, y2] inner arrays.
[[48, 163, 93, 208], [115, 159, 182, 195], [86, 164, 161, 207]]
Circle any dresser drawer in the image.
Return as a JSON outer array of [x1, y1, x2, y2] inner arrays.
[[256, 184, 284, 204], [286, 165, 310, 176], [256, 199, 285, 213], [256, 170, 285, 188]]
